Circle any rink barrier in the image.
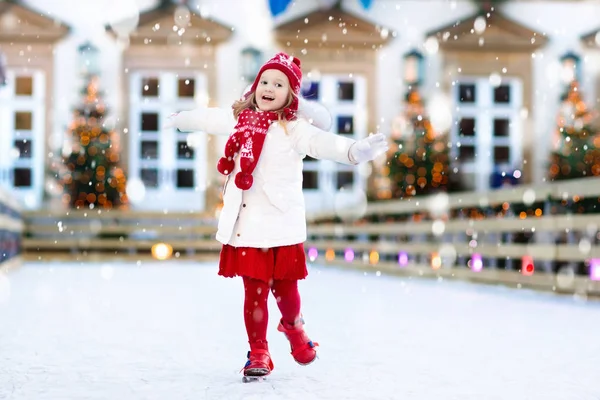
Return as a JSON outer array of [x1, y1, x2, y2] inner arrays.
[[305, 176, 600, 297], [18, 177, 600, 296], [0, 188, 23, 271], [21, 210, 221, 257]]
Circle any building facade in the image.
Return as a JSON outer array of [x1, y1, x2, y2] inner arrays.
[[1, 0, 599, 212]]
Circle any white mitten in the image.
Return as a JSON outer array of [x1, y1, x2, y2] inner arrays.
[[349, 133, 389, 164]]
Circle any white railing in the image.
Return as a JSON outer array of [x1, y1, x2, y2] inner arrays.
[[0, 187, 23, 270], [306, 177, 600, 297]]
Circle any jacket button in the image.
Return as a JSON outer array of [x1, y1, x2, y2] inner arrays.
[[237, 233, 241, 237], [242, 204, 246, 207]]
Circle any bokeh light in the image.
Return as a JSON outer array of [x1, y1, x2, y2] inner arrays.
[[470, 253, 483, 272], [307, 247, 318, 262], [152, 243, 173, 261], [125, 178, 146, 205], [369, 250, 379, 265], [521, 255, 534, 276], [325, 249, 335, 262], [431, 252, 442, 270], [344, 248, 355, 262], [589, 259, 600, 281], [398, 252, 408, 267], [473, 16, 487, 34]]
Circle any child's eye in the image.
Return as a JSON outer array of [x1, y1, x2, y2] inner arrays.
[[276, 83, 282, 88], [260, 80, 267, 85]]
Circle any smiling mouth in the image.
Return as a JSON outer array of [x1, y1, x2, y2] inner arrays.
[[262, 95, 275, 102]]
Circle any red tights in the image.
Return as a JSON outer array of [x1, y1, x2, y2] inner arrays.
[[243, 276, 301, 343]]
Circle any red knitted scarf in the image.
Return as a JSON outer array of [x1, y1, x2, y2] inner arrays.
[[217, 108, 295, 190]]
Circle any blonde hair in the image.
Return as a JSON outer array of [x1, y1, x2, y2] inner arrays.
[[232, 90, 297, 133]]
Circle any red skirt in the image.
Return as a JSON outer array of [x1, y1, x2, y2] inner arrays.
[[218, 243, 308, 283]]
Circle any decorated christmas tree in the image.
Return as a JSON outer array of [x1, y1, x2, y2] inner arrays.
[[548, 81, 600, 181], [384, 89, 450, 198], [60, 76, 128, 209]]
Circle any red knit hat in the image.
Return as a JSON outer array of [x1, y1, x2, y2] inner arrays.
[[249, 52, 302, 111]]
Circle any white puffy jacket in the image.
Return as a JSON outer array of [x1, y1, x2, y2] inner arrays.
[[169, 99, 357, 248]]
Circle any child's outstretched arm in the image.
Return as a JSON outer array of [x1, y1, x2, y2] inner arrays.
[[291, 119, 388, 165], [163, 108, 236, 135], [164, 99, 331, 135]]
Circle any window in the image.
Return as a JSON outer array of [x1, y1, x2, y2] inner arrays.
[[458, 84, 476, 103], [338, 82, 354, 100], [301, 82, 319, 100], [141, 113, 159, 132], [141, 168, 159, 188], [13, 168, 32, 187], [337, 116, 354, 135], [130, 72, 209, 211], [0, 70, 45, 209], [494, 119, 509, 137], [459, 118, 475, 137], [142, 78, 159, 97], [141, 141, 159, 159], [494, 146, 510, 163], [177, 141, 194, 159], [178, 78, 195, 98], [494, 85, 510, 103], [302, 171, 318, 189], [458, 145, 476, 162], [15, 111, 32, 130], [336, 171, 354, 189], [296, 74, 367, 212], [453, 77, 522, 191], [176, 169, 194, 188], [15, 76, 33, 96], [14, 140, 32, 158]]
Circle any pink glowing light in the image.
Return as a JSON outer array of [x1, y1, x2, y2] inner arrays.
[[307, 247, 318, 262], [344, 248, 354, 262], [590, 259, 600, 281], [471, 253, 483, 272], [398, 252, 408, 267], [344, 248, 355, 262]]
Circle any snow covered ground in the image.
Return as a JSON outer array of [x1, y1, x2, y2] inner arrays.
[[0, 260, 599, 400]]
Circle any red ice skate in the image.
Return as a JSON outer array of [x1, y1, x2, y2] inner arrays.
[[277, 318, 319, 365], [241, 341, 274, 382]]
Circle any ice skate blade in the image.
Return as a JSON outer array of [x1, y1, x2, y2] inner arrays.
[[242, 375, 267, 383]]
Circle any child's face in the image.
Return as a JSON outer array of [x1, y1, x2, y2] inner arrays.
[[255, 69, 290, 112]]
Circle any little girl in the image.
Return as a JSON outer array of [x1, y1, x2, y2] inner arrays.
[[167, 52, 387, 379]]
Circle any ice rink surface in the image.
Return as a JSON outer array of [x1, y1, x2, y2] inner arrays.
[[0, 260, 599, 400]]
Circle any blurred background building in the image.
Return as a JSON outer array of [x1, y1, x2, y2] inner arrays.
[[1, 0, 599, 214]]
